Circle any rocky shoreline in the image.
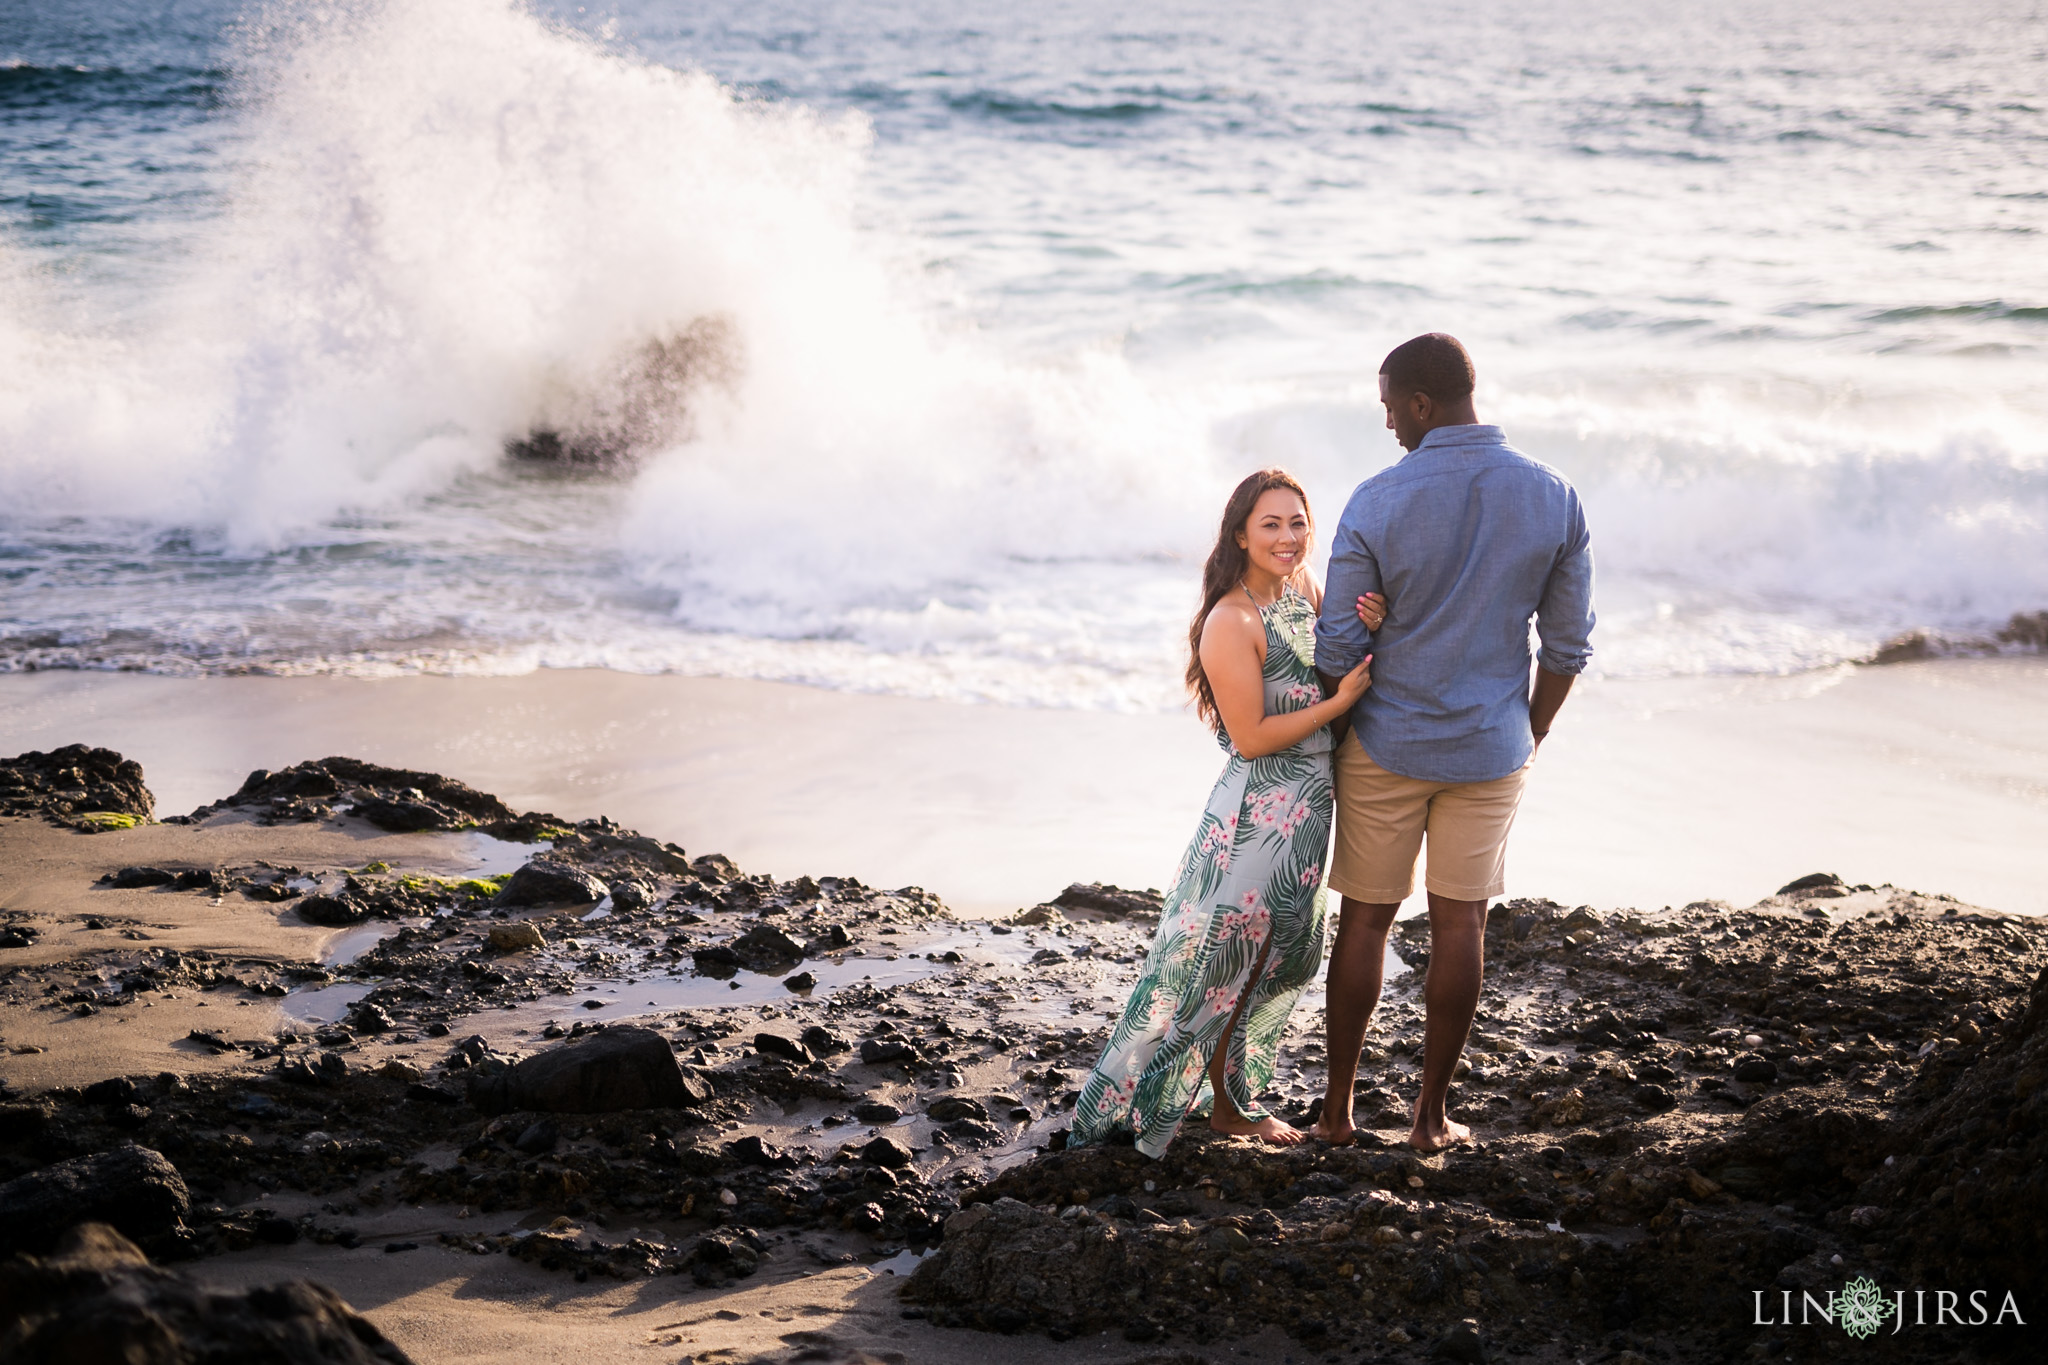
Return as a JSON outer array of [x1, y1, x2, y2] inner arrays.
[[1, 745, 2042, 1363]]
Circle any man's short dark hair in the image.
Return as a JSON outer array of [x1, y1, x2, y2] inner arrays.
[[1380, 333, 1475, 404]]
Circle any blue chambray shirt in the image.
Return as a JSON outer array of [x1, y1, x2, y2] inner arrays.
[[1313, 424, 1595, 783]]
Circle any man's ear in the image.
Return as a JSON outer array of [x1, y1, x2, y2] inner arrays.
[[1411, 390, 1435, 425]]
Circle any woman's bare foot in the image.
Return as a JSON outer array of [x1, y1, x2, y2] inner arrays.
[[1210, 1112, 1307, 1145]]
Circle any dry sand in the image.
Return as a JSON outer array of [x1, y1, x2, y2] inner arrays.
[[4, 655, 2046, 916]]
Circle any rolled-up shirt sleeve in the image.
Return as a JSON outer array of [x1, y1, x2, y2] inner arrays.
[[1535, 495, 1595, 675], [1315, 513, 1381, 677]]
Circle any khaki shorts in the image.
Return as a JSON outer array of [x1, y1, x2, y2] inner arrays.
[[1328, 735, 1532, 903]]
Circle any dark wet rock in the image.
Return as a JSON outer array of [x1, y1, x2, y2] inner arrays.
[[853, 1101, 903, 1125], [0, 1222, 416, 1364], [81, 1077, 140, 1106], [1731, 1056, 1777, 1084], [0, 745, 154, 827], [209, 757, 511, 829], [927, 1095, 991, 1123], [754, 1033, 812, 1064], [1776, 872, 1846, 898], [101, 866, 175, 889], [609, 877, 655, 911], [691, 945, 741, 976], [404, 1083, 461, 1106], [729, 1135, 797, 1168], [1631, 1083, 1677, 1111], [805, 924, 853, 953], [801, 1026, 850, 1056], [0, 1144, 190, 1257], [441, 1034, 502, 1071], [783, 970, 817, 992], [276, 1052, 348, 1087], [0, 928, 36, 948], [293, 894, 369, 927], [495, 858, 609, 907], [513, 1120, 559, 1155], [1434, 1319, 1488, 1363], [348, 1002, 395, 1034], [731, 924, 804, 970], [860, 1039, 917, 1065], [467, 1025, 689, 1114], [860, 1137, 913, 1169], [1051, 883, 1164, 919], [351, 794, 465, 832], [691, 853, 740, 882]]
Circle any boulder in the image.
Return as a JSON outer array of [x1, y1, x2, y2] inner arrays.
[[495, 859, 609, 907], [0, 1222, 416, 1364], [219, 758, 511, 826], [467, 1026, 690, 1115], [0, 1144, 190, 1256], [0, 745, 155, 826]]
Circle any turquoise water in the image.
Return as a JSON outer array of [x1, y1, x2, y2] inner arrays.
[[2, 1, 2043, 706]]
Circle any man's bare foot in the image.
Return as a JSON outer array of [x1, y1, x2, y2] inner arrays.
[[1210, 1112, 1307, 1145], [1309, 1114, 1356, 1145], [1406, 1113, 1471, 1152]]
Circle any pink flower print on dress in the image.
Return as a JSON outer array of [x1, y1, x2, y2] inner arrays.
[[1244, 909, 1271, 948], [1240, 889, 1262, 911], [1202, 984, 1239, 1016], [1096, 1075, 1137, 1114], [1299, 863, 1322, 888]]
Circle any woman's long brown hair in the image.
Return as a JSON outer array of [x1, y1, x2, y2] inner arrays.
[[1186, 468, 1314, 730]]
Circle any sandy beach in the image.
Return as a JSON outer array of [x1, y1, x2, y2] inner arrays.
[[4, 655, 2045, 919]]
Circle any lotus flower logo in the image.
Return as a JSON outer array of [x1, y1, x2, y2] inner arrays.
[[1835, 1277, 1896, 1340]]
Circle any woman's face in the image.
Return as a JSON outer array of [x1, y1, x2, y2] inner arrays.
[[1236, 488, 1310, 580]]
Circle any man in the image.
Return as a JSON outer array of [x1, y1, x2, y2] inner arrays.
[[1311, 333, 1594, 1150]]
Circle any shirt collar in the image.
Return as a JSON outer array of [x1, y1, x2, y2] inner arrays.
[[1409, 424, 1506, 456]]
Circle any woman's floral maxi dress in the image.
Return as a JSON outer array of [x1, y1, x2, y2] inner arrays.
[[1071, 584, 1333, 1157]]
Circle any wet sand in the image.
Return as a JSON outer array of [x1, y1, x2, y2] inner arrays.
[[3, 654, 2046, 916]]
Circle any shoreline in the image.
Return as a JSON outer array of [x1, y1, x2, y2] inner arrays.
[[2, 654, 2045, 915]]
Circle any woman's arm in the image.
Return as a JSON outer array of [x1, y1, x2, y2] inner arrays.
[[1200, 603, 1371, 759]]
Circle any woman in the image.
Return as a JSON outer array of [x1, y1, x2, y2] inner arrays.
[[1071, 469, 1384, 1155]]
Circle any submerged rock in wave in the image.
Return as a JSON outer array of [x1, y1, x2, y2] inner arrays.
[[506, 316, 741, 470]]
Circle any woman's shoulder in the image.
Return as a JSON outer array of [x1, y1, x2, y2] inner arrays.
[[1200, 595, 1264, 648]]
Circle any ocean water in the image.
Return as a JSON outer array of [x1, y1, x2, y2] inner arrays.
[[2, 0, 2043, 709]]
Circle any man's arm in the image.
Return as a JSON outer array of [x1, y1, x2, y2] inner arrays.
[[1528, 667, 1575, 742], [1530, 494, 1595, 742], [1315, 510, 1381, 685]]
